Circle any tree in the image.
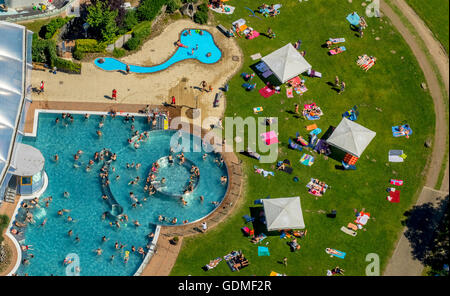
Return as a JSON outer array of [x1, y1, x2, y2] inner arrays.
[[86, 0, 118, 42]]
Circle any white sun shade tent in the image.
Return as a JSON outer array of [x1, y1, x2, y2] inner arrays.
[[262, 197, 305, 231], [326, 118, 376, 158], [261, 43, 312, 83]]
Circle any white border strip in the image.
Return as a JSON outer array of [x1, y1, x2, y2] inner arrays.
[[133, 225, 161, 276], [25, 109, 159, 137]]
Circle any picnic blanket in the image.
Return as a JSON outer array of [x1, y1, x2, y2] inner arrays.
[[355, 211, 370, 226], [287, 76, 301, 87], [392, 124, 413, 137], [306, 124, 318, 131], [357, 54, 376, 71], [387, 189, 400, 203], [326, 248, 346, 259], [329, 46, 346, 55], [306, 114, 320, 120], [300, 154, 315, 166], [270, 271, 286, 276], [210, 5, 235, 15], [306, 178, 328, 196], [259, 85, 276, 98], [254, 165, 274, 177], [390, 179, 404, 186], [307, 69, 322, 78], [389, 150, 406, 162], [223, 251, 248, 272], [255, 61, 270, 72], [294, 85, 308, 95]]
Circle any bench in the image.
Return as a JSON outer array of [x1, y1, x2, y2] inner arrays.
[[214, 92, 222, 107], [217, 24, 230, 37]]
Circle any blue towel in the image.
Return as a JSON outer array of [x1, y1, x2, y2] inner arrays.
[[346, 13, 360, 26]]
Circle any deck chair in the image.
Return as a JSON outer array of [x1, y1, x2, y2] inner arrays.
[[243, 215, 255, 223]]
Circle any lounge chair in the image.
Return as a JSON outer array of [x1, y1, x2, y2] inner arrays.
[[243, 214, 255, 223]]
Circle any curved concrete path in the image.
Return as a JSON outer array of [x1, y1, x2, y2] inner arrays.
[[380, 0, 449, 276]]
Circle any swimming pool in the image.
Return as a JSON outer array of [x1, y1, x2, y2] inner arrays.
[[14, 112, 228, 276], [94, 29, 222, 73]]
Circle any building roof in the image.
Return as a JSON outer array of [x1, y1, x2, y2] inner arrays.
[[261, 43, 312, 83], [326, 118, 376, 158], [0, 21, 33, 185]]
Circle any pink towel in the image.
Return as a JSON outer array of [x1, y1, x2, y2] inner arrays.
[[259, 86, 275, 98], [247, 31, 260, 39]]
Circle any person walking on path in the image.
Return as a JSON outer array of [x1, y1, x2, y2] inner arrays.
[[112, 89, 117, 101], [126, 64, 130, 74], [295, 104, 299, 114], [171, 96, 176, 105], [200, 81, 208, 92], [201, 222, 207, 233], [39, 81, 44, 94], [283, 257, 288, 267], [334, 76, 339, 87], [338, 81, 346, 95]]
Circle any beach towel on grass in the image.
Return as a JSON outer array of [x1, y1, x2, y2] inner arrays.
[[387, 189, 400, 203], [390, 179, 403, 186], [310, 128, 322, 136], [246, 31, 260, 39], [329, 38, 346, 43], [261, 130, 278, 145], [259, 86, 276, 98], [255, 61, 270, 72], [392, 125, 413, 137], [286, 87, 294, 98], [205, 257, 223, 270], [258, 246, 270, 256], [306, 114, 320, 120], [254, 165, 274, 177], [329, 46, 346, 55], [346, 12, 360, 26], [340, 226, 357, 237], [253, 106, 263, 113], [270, 271, 286, 276], [294, 85, 308, 95], [251, 53, 262, 60], [300, 154, 315, 166], [389, 150, 405, 162], [326, 248, 346, 259], [306, 124, 318, 131]]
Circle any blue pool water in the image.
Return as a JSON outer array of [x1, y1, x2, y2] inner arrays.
[[16, 113, 228, 276], [94, 29, 222, 73]]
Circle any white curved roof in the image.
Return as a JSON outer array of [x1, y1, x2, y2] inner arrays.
[[0, 21, 33, 186]]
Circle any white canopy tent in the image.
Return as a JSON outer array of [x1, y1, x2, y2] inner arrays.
[[326, 118, 376, 158], [262, 196, 305, 231], [261, 43, 312, 83]]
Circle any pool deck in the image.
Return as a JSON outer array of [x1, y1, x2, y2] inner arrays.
[[30, 19, 243, 131], [140, 149, 243, 276]]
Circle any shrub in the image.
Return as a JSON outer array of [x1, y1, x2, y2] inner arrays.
[[193, 9, 208, 24], [166, 0, 182, 13], [54, 58, 82, 74], [32, 36, 50, 64], [196, 2, 208, 12], [0, 215, 9, 243], [113, 48, 126, 58], [72, 49, 84, 60], [75, 39, 106, 53], [124, 37, 141, 51], [123, 10, 139, 31], [137, 0, 167, 22]]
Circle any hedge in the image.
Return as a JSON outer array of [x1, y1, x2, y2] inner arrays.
[[39, 17, 72, 40], [31, 38, 82, 74], [75, 39, 107, 53], [0, 215, 9, 243]]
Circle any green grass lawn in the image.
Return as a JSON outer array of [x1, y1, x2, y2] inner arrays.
[[405, 0, 449, 54], [170, 0, 435, 276]]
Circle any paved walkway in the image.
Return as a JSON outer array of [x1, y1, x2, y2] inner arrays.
[[381, 0, 449, 276]]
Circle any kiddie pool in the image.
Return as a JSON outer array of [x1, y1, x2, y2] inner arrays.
[[94, 29, 222, 73]]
